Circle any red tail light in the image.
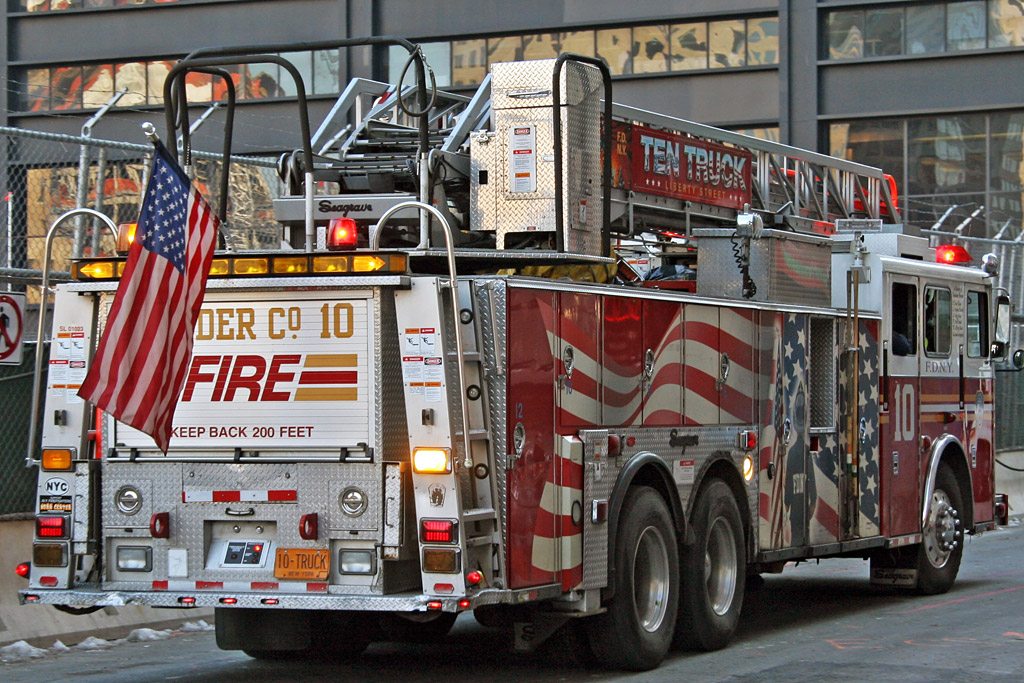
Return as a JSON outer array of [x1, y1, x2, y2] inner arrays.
[[327, 218, 359, 250], [36, 516, 69, 539], [935, 244, 972, 264], [421, 519, 458, 544]]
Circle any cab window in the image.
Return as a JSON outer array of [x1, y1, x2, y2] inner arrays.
[[924, 287, 951, 356], [891, 282, 916, 356], [966, 290, 988, 358]]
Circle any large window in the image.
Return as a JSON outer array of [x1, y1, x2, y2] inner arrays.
[[16, 50, 341, 112], [12, 0, 182, 10], [389, 16, 779, 88], [826, 1, 1024, 59], [830, 111, 1024, 237]]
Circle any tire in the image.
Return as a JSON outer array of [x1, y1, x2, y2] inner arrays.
[[381, 612, 458, 642], [308, 611, 374, 660], [675, 479, 745, 652], [914, 464, 964, 595], [585, 486, 679, 671]]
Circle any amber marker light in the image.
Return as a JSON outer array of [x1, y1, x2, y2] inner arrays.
[[115, 223, 137, 254], [232, 258, 269, 275], [413, 447, 451, 474], [42, 449, 73, 471]]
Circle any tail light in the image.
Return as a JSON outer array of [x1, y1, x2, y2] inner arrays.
[[327, 218, 359, 250], [421, 519, 458, 544], [36, 515, 69, 539], [16, 562, 31, 578]]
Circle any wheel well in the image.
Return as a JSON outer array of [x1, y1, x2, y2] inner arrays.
[[629, 462, 686, 539], [604, 455, 686, 602], [695, 459, 752, 558], [938, 445, 974, 531]]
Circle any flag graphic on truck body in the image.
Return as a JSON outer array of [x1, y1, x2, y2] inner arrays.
[[79, 140, 218, 452]]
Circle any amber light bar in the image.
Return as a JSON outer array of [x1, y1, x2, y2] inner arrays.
[[72, 252, 408, 281]]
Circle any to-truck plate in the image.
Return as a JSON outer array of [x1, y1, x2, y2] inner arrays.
[[274, 548, 330, 580]]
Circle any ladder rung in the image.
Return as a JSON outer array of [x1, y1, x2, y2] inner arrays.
[[462, 507, 496, 523]]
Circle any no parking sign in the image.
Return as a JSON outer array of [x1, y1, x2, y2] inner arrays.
[[0, 292, 25, 366]]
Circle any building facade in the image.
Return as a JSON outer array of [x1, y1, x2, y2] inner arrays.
[[2, 0, 1024, 237]]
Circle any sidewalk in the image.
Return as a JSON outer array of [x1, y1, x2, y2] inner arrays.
[[0, 519, 212, 648]]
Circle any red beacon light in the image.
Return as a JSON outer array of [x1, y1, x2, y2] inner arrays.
[[327, 217, 359, 251], [935, 244, 973, 265]]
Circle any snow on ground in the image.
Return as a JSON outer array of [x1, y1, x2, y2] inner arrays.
[[0, 620, 214, 664]]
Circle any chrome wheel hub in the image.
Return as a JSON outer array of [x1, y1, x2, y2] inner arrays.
[[924, 489, 961, 569], [633, 525, 670, 633], [705, 515, 738, 616]]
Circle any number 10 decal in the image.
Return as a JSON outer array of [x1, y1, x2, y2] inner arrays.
[[891, 383, 915, 442]]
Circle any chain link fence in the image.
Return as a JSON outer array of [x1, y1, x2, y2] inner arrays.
[[0, 343, 44, 517], [1, 125, 283, 304], [1, 125, 285, 514]]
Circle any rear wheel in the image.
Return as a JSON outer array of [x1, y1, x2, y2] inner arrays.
[[675, 479, 745, 651], [380, 612, 457, 642], [914, 464, 964, 595], [585, 486, 679, 671]]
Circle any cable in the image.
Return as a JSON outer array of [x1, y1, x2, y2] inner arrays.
[[996, 459, 1024, 473], [396, 47, 437, 118]]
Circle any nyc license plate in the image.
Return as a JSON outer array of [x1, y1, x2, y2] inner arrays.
[[274, 548, 330, 580]]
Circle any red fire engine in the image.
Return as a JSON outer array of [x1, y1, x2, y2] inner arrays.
[[19, 41, 1019, 671]]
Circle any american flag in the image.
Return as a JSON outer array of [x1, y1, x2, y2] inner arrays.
[[79, 141, 218, 453]]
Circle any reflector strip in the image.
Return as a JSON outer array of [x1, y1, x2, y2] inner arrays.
[[195, 581, 223, 590], [182, 489, 297, 503], [150, 580, 318, 592]]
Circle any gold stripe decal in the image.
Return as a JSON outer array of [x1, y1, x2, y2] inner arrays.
[[294, 387, 358, 401], [304, 354, 358, 368]]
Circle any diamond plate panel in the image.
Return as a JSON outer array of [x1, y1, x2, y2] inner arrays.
[[383, 463, 403, 547], [613, 425, 759, 549], [476, 279, 508, 578], [490, 59, 603, 255], [471, 132, 497, 232], [377, 289, 410, 462], [581, 430, 611, 590]]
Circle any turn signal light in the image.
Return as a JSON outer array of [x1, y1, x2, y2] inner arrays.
[[42, 449, 73, 471], [327, 218, 359, 250], [422, 548, 459, 573], [413, 448, 451, 474]]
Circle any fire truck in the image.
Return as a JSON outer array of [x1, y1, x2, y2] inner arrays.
[[19, 40, 1019, 671]]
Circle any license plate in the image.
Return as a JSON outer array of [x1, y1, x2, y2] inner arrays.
[[274, 548, 330, 580]]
